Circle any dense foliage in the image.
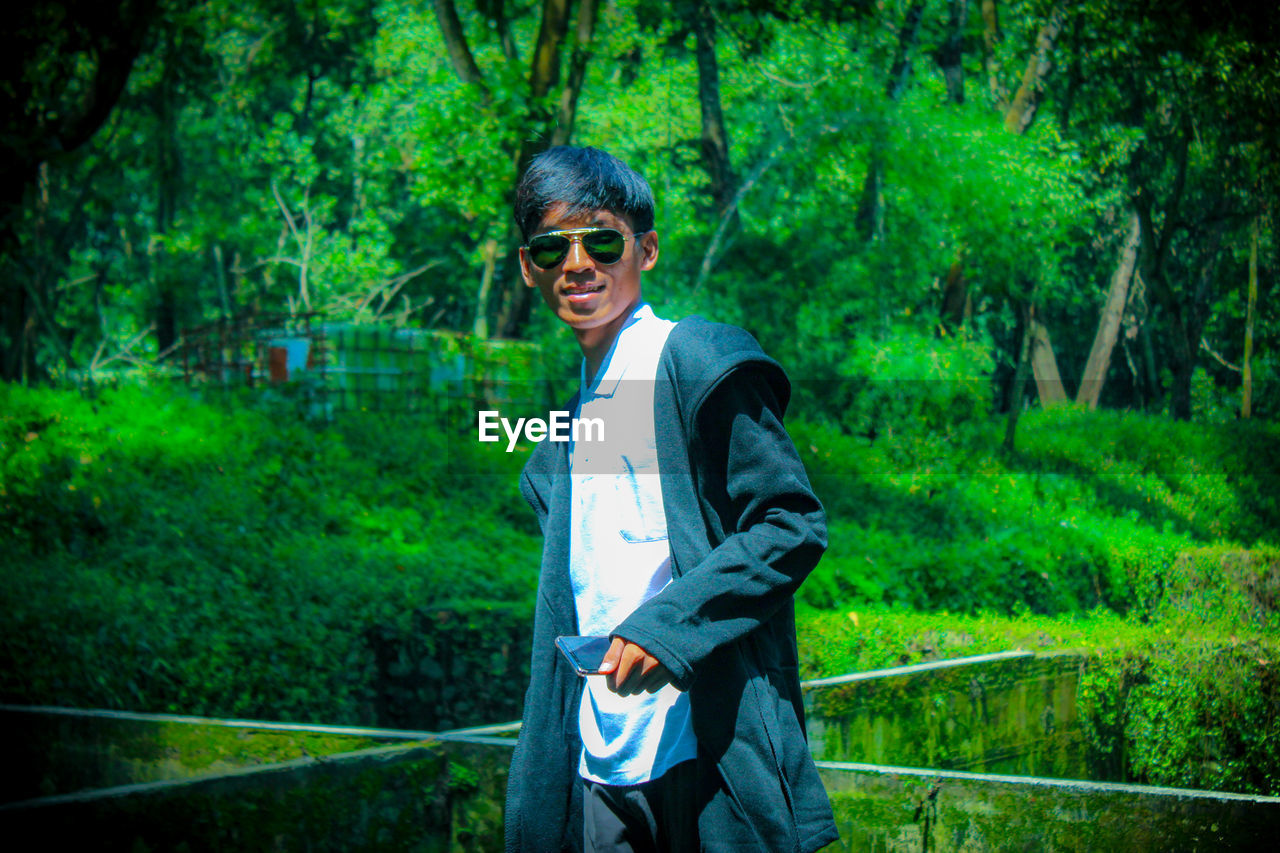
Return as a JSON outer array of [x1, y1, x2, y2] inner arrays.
[[3, 0, 1276, 426], [0, 381, 539, 728], [4, 383, 1276, 735], [797, 402, 1280, 614]]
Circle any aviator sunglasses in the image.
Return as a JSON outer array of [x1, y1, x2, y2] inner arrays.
[[524, 227, 649, 269]]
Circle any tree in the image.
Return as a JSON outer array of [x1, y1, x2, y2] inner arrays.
[[1060, 0, 1280, 418], [1002, 1, 1064, 134], [997, 1, 1070, 420], [937, 0, 969, 105], [1, 0, 161, 382], [854, 0, 926, 243], [1077, 208, 1141, 409], [1241, 216, 1259, 418], [692, 0, 735, 218], [980, 0, 1007, 108], [432, 0, 601, 337]]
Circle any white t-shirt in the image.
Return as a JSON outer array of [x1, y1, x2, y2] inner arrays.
[[569, 303, 698, 785]]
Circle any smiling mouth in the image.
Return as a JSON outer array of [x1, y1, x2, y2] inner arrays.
[[564, 284, 605, 297]]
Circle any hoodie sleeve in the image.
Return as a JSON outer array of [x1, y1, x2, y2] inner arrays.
[[611, 362, 827, 690]]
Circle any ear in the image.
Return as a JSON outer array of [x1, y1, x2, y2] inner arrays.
[[518, 247, 537, 288], [638, 231, 659, 271]]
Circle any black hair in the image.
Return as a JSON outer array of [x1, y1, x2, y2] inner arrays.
[[514, 146, 655, 243]]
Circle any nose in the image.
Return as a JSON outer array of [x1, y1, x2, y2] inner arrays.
[[562, 237, 593, 272]]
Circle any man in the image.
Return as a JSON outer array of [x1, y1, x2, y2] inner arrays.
[[504, 145, 837, 852]]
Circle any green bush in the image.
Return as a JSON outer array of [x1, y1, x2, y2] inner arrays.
[[795, 605, 1147, 680], [1079, 640, 1280, 796], [789, 325, 996, 448], [0, 381, 539, 727], [3, 378, 1278, 745], [793, 407, 1280, 615]]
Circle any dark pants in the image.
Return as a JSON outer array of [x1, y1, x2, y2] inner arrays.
[[582, 760, 699, 852]]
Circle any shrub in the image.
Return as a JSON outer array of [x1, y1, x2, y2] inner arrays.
[[0, 381, 539, 727]]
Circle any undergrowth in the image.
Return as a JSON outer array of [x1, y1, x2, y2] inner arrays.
[[0, 381, 538, 728], [793, 406, 1280, 614], [2, 381, 1277, 755]]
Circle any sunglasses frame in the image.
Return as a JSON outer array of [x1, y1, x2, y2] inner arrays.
[[523, 227, 651, 269]]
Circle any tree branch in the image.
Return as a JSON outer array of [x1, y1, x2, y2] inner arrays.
[[551, 0, 599, 147], [433, 0, 491, 102], [1003, 2, 1066, 134], [1200, 337, 1241, 373]]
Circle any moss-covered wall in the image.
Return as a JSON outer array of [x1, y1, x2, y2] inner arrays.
[[8, 644, 1279, 853], [818, 763, 1280, 851], [1, 737, 511, 852], [805, 653, 1087, 779], [3, 707, 380, 802]]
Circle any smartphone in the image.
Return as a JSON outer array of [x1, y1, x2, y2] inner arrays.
[[556, 635, 613, 676]]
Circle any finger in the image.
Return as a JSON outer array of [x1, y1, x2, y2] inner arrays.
[[638, 663, 673, 694], [620, 649, 668, 696], [614, 643, 644, 693], [607, 642, 635, 692], [599, 637, 626, 675]]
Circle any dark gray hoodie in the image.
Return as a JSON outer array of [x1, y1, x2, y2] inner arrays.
[[505, 316, 837, 853]]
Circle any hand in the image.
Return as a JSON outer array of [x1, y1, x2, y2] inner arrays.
[[599, 636, 675, 696]]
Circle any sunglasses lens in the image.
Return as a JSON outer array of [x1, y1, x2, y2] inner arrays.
[[582, 229, 626, 263], [528, 235, 570, 269], [527, 229, 630, 268]]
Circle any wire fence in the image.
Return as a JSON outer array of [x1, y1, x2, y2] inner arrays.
[[177, 312, 557, 420]]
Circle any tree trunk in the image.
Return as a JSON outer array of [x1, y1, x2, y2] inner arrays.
[[856, 1, 925, 241], [496, 0, 573, 338], [1113, 263, 1148, 407], [940, 253, 970, 331], [1077, 208, 1141, 409], [528, 0, 571, 106], [1138, 298, 1160, 408], [433, 0, 584, 339], [551, 0, 599, 148], [693, 0, 734, 217], [1242, 217, 1258, 418], [496, 0, 599, 336], [153, 29, 181, 357], [1003, 2, 1065, 134], [981, 0, 1007, 109], [11, 162, 55, 384], [1158, 239, 1222, 422], [694, 138, 787, 292], [1175, 224, 1227, 419], [433, 0, 490, 100], [996, 2, 1068, 409], [1030, 316, 1068, 406], [1, 0, 159, 381], [855, 152, 885, 242], [886, 1, 927, 101], [474, 234, 499, 338], [1131, 123, 1189, 413], [1134, 119, 1223, 422], [213, 243, 231, 319], [940, 0, 968, 105], [479, 0, 519, 63], [2, 273, 33, 382], [1004, 300, 1034, 452]]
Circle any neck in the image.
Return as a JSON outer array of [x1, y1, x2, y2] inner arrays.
[[576, 301, 642, 384], [577, 328, 614, 386]]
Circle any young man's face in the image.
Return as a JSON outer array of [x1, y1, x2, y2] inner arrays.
[[520, 204, 659, 353]]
